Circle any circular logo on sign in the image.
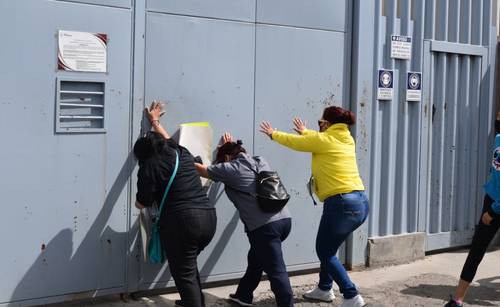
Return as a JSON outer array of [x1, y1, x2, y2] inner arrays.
[[408, 73, 420, 90], [380, 71, 392, 88], [493, 147, 500, 170]]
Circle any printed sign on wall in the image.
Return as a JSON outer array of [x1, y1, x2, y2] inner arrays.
[[391, 35, 412, 60], [406, 72, 422, 102], [58, 30, 108, 73], [377, 69, 394, 101]]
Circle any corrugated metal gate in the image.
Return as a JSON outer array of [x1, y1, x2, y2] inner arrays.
[[351, 0, 497, 255], [423, 40, 489, 251]]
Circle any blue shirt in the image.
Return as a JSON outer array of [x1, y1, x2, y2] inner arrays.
[[483, 134, 500, 216]]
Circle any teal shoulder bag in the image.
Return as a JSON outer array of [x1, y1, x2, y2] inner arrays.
[[148, 150, 179, 264]]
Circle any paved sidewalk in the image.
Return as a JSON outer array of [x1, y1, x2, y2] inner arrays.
[[51, 249, 500, 307]]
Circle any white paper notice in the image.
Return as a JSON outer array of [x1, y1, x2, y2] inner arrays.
[[58, 30, 108, 73], [178, 122, 213, 186], [390, 35, 412, 60]]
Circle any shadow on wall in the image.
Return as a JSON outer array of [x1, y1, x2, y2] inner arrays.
[[9, 152, 138, 304], [9, 123, 240, 305], [200, 183, 240, 280], [134, 127, 241, 289]]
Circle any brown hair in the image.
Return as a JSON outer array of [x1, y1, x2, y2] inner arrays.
[[322, 106, 356, 125], [215, 140, 246, 163]]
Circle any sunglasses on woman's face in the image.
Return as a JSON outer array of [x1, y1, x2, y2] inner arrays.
[[318, 119, 329, 127]]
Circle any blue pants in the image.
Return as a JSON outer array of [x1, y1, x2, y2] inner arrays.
[[235, 218, 294, 307], [316, 191, 369, 299]]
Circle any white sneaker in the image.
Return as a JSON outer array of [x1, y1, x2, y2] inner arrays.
[[303, 286, 335, 302], [340, 294, 366, 307]]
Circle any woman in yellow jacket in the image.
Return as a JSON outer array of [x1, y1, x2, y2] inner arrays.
[[260, 106, 369, 307]]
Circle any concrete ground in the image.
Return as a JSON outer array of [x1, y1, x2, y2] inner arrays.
[[50, 249, 500, 307]]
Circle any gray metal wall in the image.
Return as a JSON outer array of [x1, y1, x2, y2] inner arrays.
[[349, 0, 497, 266], [0, 0, 134, 306], [130, 0, 351, 291], [0, 0, 350, 305], [1, 0, 498, 305]]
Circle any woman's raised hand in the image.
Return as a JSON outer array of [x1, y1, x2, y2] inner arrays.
[[259, 121, 276, 139], [222, 132, 234, 143], [218, 132, 234, 147], [293, 117, 307, 134], [145, 100, 166, 123]]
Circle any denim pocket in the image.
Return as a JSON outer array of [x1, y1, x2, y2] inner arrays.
[[340, 192, 367, 220], [344, 208, 361, 216], [343, 202, 363, 216]]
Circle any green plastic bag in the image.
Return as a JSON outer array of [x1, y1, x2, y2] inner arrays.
[[148, 150, 179, 264]]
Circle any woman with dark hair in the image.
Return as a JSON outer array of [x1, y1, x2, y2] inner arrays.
[[259, 106, 369, 307], [194, 133, 294, 307], [134, 102, 216, 307]]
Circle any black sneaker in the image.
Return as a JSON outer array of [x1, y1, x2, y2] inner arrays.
[[175, 299, 184, 306], [444, 296, 463, 307], [229, 293, 253, 306]]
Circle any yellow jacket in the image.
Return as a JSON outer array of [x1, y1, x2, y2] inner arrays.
[[272, 123, 364, 201]]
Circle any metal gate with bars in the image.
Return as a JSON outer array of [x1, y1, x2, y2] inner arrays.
[[422, 40, 489, 251], [347, 0, 497, 266], [348, 0, 497, 265]]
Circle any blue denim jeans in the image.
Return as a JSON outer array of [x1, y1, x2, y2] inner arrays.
[[235, 218, 293, 307], [316, 191, 369, 299]]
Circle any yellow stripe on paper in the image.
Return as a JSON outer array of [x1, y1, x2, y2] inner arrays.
[[180, 122, 211, 127]]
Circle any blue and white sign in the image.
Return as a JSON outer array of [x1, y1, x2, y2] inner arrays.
[[406, 72, 422, 102], [391, 35, 412, 60], [377, 69, 394, 100]]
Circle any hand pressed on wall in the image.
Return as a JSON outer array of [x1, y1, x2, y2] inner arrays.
[[145, 100, 166, 122]]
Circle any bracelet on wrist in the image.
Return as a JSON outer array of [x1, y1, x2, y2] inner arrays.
[[151, 119, 160, 125]]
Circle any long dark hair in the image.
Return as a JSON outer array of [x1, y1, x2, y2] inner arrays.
[[322, 106, 356, 125], [133, 131, 168, 163], [215, 140, 246, 163]]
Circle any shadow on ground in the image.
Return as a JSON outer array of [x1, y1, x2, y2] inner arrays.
[[401, 275, 500, 307]]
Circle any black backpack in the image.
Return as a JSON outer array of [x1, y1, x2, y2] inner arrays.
[[254, 170, 291, 213]]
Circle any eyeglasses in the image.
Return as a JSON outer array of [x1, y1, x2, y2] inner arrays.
[[318, 119, 329, 127]]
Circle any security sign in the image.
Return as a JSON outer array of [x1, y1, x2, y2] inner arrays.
[[406, 72, 422, 102], [377, 69, 393, 100], [391, 35, 412, 60]]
